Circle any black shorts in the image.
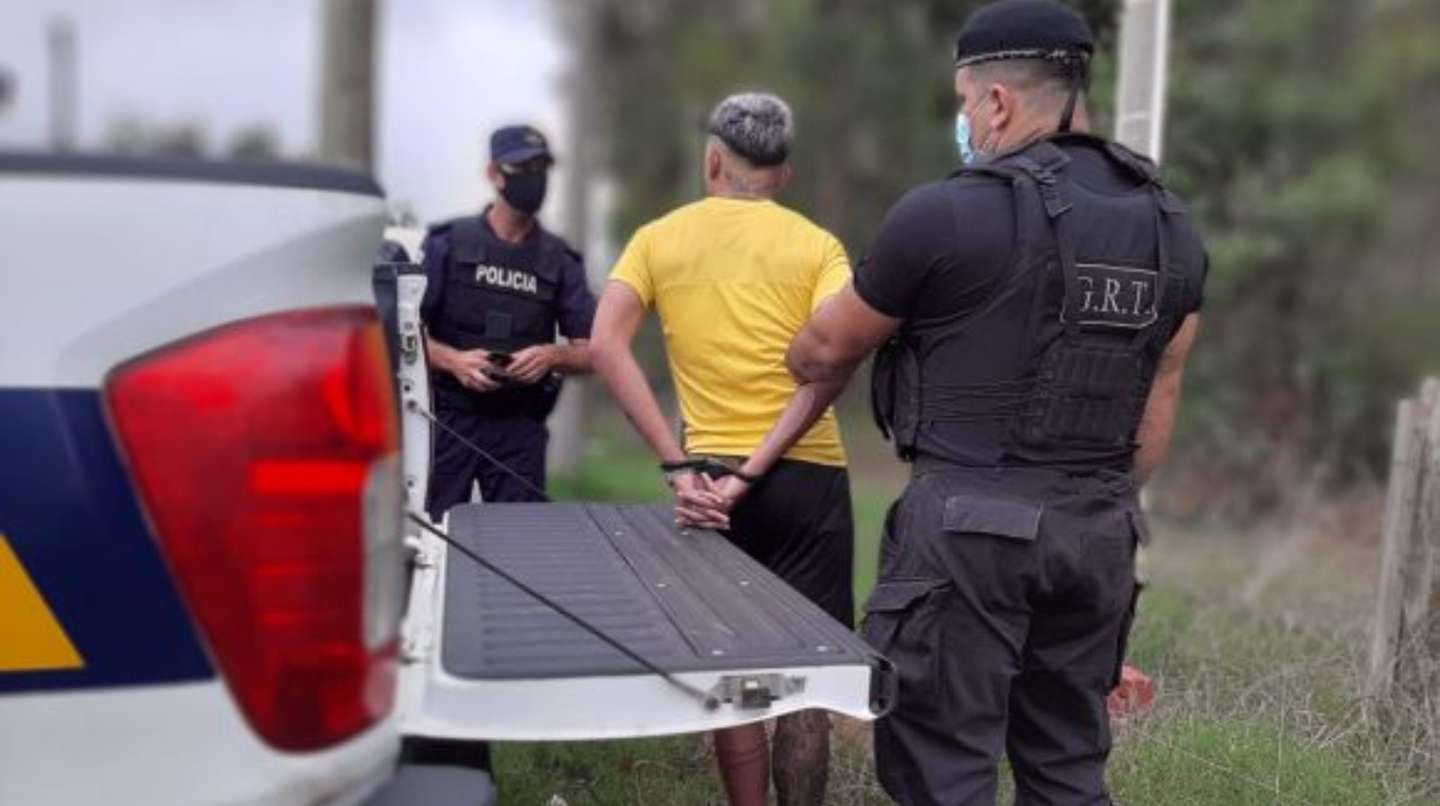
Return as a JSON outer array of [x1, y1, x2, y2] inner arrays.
[[717, 458, 855, 629]]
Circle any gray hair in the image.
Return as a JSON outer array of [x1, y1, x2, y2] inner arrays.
[[706, 92, 794, 167]]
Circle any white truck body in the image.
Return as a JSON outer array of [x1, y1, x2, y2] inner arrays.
[[0, 155, 398, 806]]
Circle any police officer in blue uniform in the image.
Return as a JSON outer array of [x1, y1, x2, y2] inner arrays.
[[421, 124, 595, 519], [386, 126, 595, 801], [783, 2, 1208, 803]]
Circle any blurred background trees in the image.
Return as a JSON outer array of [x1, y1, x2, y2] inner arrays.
[[562, 0, 1440, 522], [101, 116, 286, 160], [570, 0, 1117, 247], [1164, 0, 1440, 516]]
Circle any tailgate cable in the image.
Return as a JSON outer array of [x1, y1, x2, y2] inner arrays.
[[411, 399, 703, 692], [406, 400, 553, 503], [403, 395, 718, 708], [406, 512, 718, 710]]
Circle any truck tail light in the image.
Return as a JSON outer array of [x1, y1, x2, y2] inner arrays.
[[105, 307, 403, 751]]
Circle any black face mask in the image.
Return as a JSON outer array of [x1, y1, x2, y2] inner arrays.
[[500, 171, 548, 215]]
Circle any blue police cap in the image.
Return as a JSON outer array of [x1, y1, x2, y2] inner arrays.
[[954, 0, 1094, 68], [490, 125, 553, 166]]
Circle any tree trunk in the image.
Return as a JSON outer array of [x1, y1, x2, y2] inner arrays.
[[318, 0, 375, 170], [547, 1, 600, 477]]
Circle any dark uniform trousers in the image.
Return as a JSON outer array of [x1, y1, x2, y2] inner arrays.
[[409, 408, 550, 785], [427, 409, 548, 519], [864, 465, 1143, 806]]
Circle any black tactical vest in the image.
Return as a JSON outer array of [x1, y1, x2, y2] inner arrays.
[[872, 135, 1201, 472], [429, 216, 569, 416]]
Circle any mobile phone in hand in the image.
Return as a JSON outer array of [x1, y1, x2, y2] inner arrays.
[[488, 351, 513, 368]]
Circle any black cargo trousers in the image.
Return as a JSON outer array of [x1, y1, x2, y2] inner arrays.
[[863, 465, 1144, 806]]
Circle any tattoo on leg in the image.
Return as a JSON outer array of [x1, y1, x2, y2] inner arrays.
[[714, 725, 770, 806], [772, 710, 831, 806]]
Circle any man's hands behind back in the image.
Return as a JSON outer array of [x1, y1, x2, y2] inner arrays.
[[670, 472, 751, 531]]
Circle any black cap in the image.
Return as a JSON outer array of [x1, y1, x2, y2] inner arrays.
[[490, 125, 553, 166], [953, 0, 1095, 68]]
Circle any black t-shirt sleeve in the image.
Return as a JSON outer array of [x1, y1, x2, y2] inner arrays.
[[419, 231, 449, 324], [1191, 250, 1209, 313], [855, 179, 1014, 322], [1170, 234, 1208, 318], [854, 184, 949, 318]]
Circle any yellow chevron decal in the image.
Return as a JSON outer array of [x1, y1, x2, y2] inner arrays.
[[0, 533, 84, 672]]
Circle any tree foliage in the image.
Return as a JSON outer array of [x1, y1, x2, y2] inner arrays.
[[570, 0, 1116, 251], [1162, 0, 1440, 512]]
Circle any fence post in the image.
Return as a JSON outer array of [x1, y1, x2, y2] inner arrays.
[[1418, 385, 1440, 680], [1367, 380, 1436, 698]]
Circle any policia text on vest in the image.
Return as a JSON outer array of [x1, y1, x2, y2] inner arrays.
[[473, 263, 541, 296]]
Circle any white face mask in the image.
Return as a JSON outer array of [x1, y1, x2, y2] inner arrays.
[[954, 97, 996, 166]]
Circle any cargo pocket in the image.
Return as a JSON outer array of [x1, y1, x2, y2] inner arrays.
[[937, 492, 1043, 620], [861, 579, 950, 706]]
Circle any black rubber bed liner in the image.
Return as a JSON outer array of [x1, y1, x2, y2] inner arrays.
[[442, 502, 876, 680]]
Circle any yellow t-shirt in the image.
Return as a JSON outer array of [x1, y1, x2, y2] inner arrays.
[[610, 196, 850, 467]]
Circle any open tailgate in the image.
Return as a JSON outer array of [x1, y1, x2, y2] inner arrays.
[[398, 501, 893, 741]]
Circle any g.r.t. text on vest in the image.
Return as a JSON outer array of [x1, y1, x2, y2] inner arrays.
[[1068, 263, 1158, 329]]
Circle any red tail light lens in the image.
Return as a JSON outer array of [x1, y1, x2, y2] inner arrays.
[[105, 307, 402, 751]]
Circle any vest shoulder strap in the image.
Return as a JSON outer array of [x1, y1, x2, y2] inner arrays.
[[1010, 140, 1073, 175], [946, 140, 1076, 223], [944, 164, 1021, 184], [530, 230, 574, 283], [1092, 139, 1190, 215], [946, 138, 1074, 184], [448, 216, 490, 263], [424, 219, 455, 240], [994, 142, 1084, 336], [1101, 140, 1160, 182], [535, 230, 582, 265], [915, 150, 1060, 335]]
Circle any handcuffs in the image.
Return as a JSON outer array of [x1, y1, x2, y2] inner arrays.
[[660, 456, 762, 488]]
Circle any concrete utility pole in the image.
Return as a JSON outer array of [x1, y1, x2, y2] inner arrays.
[[47, 18, 77, 152], [0, 68, 16, 116], [1114, 0, 1172, 163], [318, 0, 376, 170], [546, 1, 601, 476]]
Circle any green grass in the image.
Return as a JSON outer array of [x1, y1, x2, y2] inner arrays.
[[1106, 584, 1400, 805], [493, 436, 1440, 805], [493, 736, 724, 805], [1113, 721, 1388, 805], [1123, 585, 1193, 672], [547, 436, 669, 503], [849, 490, 892, 614]]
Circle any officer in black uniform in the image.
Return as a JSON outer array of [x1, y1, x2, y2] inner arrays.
[[420, 124, 596, 519], [783, 2, 1208, 803]]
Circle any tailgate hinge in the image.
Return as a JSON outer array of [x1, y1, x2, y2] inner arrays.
[[707, 674, 807, 710], [401, 629, 433, 664]]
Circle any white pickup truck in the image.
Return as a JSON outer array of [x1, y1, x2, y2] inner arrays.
[[0, 153, 891, 805]]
